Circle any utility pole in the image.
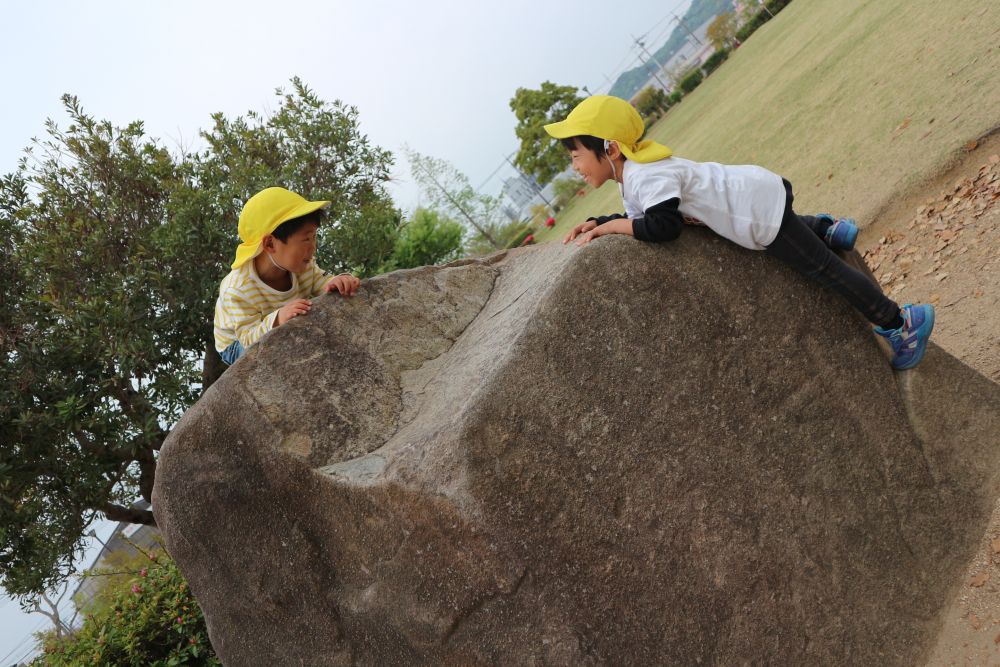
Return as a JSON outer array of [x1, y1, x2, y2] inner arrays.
[[671, 13, 703, 45], [632, 36, 671, 92]]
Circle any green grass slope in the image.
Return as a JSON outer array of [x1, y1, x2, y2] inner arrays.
[[539, 0, 999, 243]]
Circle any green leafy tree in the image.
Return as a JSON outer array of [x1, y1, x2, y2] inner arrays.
[[633, 87, 671, 127], [390, 208, 464, 269], [404, 147, 505, 252], [551, 175, 588, 211], [510, 82, 585, 185], [706, 11, 738, 50], [0, 79, 399, 602], [34, 547, 220, 666]]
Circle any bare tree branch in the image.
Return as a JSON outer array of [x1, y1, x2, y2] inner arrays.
[[102, 503, 156, 526]]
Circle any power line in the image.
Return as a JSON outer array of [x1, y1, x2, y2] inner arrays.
[[0, 617, 49, 665], [632, 36, 672, 91]]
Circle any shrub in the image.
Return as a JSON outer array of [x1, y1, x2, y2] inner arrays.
[[34, 549, 220, 666], [679, 69, 705, 94], [736, 0, 794, 42], [701, 48, 731, 77], [669, 90, 684, 106], [390, 208, 464, 270]]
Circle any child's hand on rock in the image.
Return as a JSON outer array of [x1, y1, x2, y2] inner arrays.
[[563, 220, 598, 245], [324, 274, 360, 296], [277, 299, 311, 325]]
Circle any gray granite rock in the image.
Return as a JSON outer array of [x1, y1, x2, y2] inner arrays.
[[154, 231, 1000, 665]]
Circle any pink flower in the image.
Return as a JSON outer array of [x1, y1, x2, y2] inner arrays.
[[139, 568, 148, 577], [176, 616, 184, 624], [521, 234, 535, 245], [545, 217, 556, 227]]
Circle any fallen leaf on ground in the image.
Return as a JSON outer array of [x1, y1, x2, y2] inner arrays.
[[992, 536, 1000, 554], [969, 612, 982, 629], [970, 571, 990, 587]]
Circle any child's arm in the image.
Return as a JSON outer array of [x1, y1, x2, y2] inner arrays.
[[573, 199, 684, 247]]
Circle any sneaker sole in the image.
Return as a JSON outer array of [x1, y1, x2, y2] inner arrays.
[[892, 306, 935, 370]]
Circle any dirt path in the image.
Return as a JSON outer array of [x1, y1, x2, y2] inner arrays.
[[861, 131, 1000, 665]]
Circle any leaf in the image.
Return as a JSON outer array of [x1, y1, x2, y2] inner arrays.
[[970, 571, 990, 587]]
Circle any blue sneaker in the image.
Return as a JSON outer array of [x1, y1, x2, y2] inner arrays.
[[874, 304, 935, 370], [817, 214, 859, 251]]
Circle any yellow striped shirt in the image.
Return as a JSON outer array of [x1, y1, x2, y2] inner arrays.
[[213, 260, 332, 353]]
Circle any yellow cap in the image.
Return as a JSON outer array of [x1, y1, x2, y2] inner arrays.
[[231, 187, 330, 269], [544, 95, 672, 163]]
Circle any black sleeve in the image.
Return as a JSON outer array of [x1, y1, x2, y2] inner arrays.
[[586, 213, 628, 226], [632, 198, 683, 243]]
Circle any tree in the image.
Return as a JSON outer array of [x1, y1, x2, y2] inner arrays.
[[404, 147, 506, 252], [551, 175, 588, 211], [510, 82, 585, 185], [390, 208, 464, 270], [34, 547, 220, 665], [0, 79, 399, 602], [633, 87, 671, 126], [706, 11, 738, 51]]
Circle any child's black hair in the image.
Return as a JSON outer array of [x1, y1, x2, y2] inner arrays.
[[272, 209, 324, 243], [560, 135, 607, 157]]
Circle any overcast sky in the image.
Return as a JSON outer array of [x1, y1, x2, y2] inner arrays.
[[1, 0, 692, 211], [1, 0, 695, 659]]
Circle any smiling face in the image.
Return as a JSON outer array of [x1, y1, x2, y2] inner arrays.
[[566, 137, 623, 189], [265, 221, 319, 274]]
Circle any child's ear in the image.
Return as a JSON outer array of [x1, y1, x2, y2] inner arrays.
[[607, 141, 623, 160], [261, 234, 275, 253]]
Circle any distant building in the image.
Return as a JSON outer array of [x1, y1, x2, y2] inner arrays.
[[502, 173, 541, 210]]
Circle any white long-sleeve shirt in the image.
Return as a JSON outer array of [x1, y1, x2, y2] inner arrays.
[[622, 156, 786, 250]]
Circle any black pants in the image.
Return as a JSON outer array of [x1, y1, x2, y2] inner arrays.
[[765, 180, 900, 328]]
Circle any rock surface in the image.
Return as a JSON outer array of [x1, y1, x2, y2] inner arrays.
[[154, 232, 1000, 665]]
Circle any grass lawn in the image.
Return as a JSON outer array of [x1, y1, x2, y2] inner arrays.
[[536, 0, 999, 244]]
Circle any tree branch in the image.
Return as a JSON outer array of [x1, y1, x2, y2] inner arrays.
[[102, 502, 156, 526]]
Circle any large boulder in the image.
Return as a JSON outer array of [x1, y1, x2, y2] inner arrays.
[[153, 232, 1000, 665]]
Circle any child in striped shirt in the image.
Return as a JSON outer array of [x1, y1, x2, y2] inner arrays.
[[214, 187, 360, 365]]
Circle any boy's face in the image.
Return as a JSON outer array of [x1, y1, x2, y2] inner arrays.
[[569, 140, 615, 188], [266, 222, 319, 273]]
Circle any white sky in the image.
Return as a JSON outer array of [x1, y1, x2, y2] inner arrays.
[[1, 0, 692, 210], [0, 0, 693, 658]]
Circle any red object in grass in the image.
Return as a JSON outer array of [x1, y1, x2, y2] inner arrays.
[[521, 234, 535, 245], [577, 188, 586, 197], [545, 217, 556, 227]]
